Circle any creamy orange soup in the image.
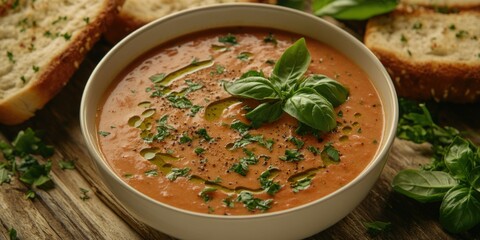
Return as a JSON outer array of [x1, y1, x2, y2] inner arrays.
[[97, 27, 383, 215]]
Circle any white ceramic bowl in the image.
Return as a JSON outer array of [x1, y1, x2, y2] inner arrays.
[[81, 3, 398, 240]]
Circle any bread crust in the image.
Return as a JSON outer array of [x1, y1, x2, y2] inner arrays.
[[104, 0, 276, 44], [0, 0, 121, 125], [367, 47, 480, 102]]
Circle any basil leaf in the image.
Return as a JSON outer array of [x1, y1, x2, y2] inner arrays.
[[313, 0, 398, 20], [283, 88, 336, 132], [300, 75, 349, 107], [246, 101, 284, 128], [444, 137, 474, 181], [271, 38, 310, 89], [440, 185, 480, 233], [223, 77, 280, 100], [469, 167, 480, 192], [392, 169, 457, 203]]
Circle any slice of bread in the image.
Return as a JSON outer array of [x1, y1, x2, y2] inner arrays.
[[104, 0, 276, 43], [0, 0, 121, 125], [365, 10, 480, 102], [400, 0, 480, 9]]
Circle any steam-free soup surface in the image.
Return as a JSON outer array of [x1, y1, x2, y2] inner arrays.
[[97, 28, 383, 215]]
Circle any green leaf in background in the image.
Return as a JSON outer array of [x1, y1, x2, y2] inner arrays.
[[392, 169, 457, 203], [300, 75, 349, 107], [313, 0, 399, 20], [440, 185, 480, 233], [283, 88, 336, 132]]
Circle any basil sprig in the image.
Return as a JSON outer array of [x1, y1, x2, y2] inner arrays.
[[223, 38, 349, 132]]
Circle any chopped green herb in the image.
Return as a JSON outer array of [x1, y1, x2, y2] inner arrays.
[[199, 187, 217, 202], [291, 177, 312, 192], [279, 149, 304, 162], [58, 160, 75, 170], [9, 227, 18, 240], [144, 169, 158, 177], [287, 136, 304, 149], [166, 167, 190, 181], [213, 64, 225, 75], [230, 119, 251, 135], [456, 30, 469, 39], [223, 197, 235, 208], [61, 32, 71, 40], [230, 133, 273, 151], [237, 52, 252, 61], [145, 115, 174, 142], [400, 34, 408, 43], [189, 105, 203, 117], [218, 33, 237, 45], [166, 95, 193, 109], [322, 143, 340, 162], [184, 80, 203, 94], [449, 24, 456, 30], [123, 173, 134, 178], [236, 191, 272, 212], [194, 147, 205, 155], [83, 17, 90, 24], [307, 146, 321, 155], [179, 132, 192, 144], [263, 33, 278, 45], [98, 131, 110, 137], [259, 167, 281, 195], [363, 221, 392, 236], [80, 187, 90, 201], [195, 128, 213, 142], [7, 51, 15, 63], [24, 189, 36, 199], [412, 21, 423, 29], [52, 16, 67, 25], [32, 65, 40, 72], [229, 149, 258, 176]]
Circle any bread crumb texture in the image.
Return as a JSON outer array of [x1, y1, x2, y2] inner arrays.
[[365, 11, 480, 102], [0, 0, 118, 125]]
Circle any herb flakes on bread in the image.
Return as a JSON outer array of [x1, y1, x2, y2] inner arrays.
[[365, 8, 480, 103], [0, 0, 121, 125], [104, 0, 276, 43]]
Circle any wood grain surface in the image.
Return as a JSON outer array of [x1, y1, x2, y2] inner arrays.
[[1, 30, 480, 240]]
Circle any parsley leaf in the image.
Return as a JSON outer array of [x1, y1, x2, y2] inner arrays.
[[199, 187, 217, 202], [259, 167, 282, 195], [280, 149, 304, 162], [322, 143, 340, 162], [237, 191, 273, 212], [291, 177, 312, 192], [166, 167, 191, 181], [195, 128, 213, 142], [218, 33, 238, 45]]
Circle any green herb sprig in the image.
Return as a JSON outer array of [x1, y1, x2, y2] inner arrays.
[[312, 0, 399, 20], [392, 99, 480, 233], [224, 38, 349, 132], [0, 128, 55, 190]]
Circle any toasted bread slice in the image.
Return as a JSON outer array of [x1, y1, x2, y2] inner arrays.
[[365, 10, 480, 102], [104, 0, 276, 43], [400, 0, 480, 9], [0, 0, 121, 125]]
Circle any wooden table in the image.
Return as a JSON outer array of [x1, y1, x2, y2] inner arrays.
[[2, 26, 480, 240]]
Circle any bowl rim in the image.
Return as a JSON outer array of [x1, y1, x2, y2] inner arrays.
[[80, 2, 398, 220]]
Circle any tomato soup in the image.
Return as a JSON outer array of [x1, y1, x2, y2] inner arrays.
[[97, 27, 383, 215]]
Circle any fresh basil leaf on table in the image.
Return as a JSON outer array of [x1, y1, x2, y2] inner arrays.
[[440, 185, 480, 233], [392, 169, 457, 203]]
